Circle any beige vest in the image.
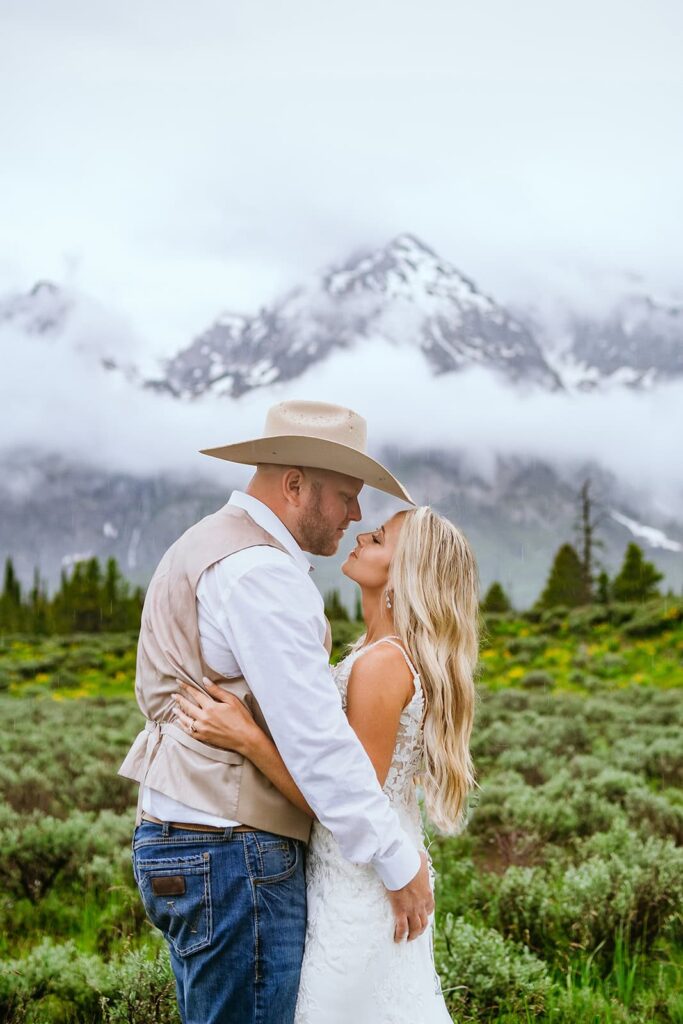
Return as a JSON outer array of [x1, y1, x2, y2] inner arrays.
[[118, 503, 331, 842]]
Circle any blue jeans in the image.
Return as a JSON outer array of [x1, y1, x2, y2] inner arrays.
[[132, 821, 307, 1024]]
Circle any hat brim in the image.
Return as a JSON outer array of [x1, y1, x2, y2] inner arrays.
[[200, 435, 415, 504]]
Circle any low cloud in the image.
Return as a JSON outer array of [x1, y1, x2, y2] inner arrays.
[[3, 320, 682, 520]]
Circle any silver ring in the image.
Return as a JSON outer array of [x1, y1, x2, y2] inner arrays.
[[190, 720, 197, 733]]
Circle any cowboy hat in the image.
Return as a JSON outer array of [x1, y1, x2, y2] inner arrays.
[[200, 400, 414, 504]]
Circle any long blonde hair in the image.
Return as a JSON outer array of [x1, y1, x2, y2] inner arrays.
[[390, 506, 479, 833]]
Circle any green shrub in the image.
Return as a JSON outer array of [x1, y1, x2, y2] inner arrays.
[[606, 602, 641, 626], [0, 809, 133, 903], [492, 828, 683, 958], [625, 787, 683, 844], [435, 914, 551, 1019], [506, 635, 550, 656], [0, 939, 106, 1023], [642, 736, 683, 786], [0, 941, 177, 1024], [566, 605, 611, 632], [520, 670, 555, 689], [623, 600, 683, 637], [595, 652, 627, 676], [100, 947, 179, 1023]]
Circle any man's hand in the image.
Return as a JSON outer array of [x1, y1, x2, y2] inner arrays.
[[386, 851, 434, 942]]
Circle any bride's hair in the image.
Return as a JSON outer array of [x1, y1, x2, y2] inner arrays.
[[390, 506, 479, 833]]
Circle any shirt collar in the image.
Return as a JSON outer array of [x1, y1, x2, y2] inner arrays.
[[227, 491, 314, 574]]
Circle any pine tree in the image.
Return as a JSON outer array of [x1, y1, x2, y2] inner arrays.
[[1, 557, 25, 631], [324, 589, 349, 621], [2, 558, 21, 606], [596, 571, 611, 605], [574, 479, 606, 604], [354, 592, 363, 622], [538, 544, 586, 608], [101, 557, 132, 630], [28, 569, 50, 634], [612, 543, 663, 603], [482, 581, 512, 613], [127, 585, 145, 630]]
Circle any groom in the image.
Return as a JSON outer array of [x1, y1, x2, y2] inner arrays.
[[119, 400, 434, 1024]]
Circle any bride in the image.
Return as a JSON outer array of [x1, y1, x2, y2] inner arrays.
[[174, 505, 479, 1023]]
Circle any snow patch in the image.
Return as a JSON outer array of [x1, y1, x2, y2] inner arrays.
[[610, 510, 683, 552]]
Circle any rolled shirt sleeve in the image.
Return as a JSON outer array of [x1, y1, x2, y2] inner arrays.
[[213, 556, 421, 890]]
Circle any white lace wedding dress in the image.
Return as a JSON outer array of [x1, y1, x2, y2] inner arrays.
[[294, 638, 452, 1024]]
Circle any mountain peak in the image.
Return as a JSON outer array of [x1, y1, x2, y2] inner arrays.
[[153, 234, 562, 398], [0, 280, 71, 335], [384, 233, 438, 259], [323, 231, 477, 304], [29, 280, 61, 298]]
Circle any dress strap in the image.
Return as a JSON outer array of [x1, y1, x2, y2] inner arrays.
[[359, 637, 420, 686]]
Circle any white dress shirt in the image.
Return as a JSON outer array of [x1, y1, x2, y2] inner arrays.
[[144, 490, 420, 890]]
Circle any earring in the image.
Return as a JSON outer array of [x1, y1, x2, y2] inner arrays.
[[385, 590, 392, 610]]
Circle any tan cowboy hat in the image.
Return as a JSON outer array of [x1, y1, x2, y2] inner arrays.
[[200, 400, 415, 504]]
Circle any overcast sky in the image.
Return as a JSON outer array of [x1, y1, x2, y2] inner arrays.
[[1, 0, 682, 355]]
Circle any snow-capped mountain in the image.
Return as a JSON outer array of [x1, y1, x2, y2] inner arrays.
[[149, 234, 563, 398], [1, 235, 681, 603], [3, 237, 681, 399], [0, 279, 140, 377], [147, 235, 683, 399], [561, 294, 683, 391], [0, 280, 73, 335]]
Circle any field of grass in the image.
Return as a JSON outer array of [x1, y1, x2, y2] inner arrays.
[[0, 600, 681, 1022]]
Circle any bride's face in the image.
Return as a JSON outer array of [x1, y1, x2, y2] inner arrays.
[[342, 511, 407, 590]]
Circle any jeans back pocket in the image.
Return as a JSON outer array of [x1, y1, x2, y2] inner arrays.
[[135, 851, 212, 957]]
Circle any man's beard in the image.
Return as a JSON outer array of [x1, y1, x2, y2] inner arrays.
[[298, 484, 340, 556]]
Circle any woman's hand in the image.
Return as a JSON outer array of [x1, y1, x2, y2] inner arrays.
[[172, 678, 262, 755]]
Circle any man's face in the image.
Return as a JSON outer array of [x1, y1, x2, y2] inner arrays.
[[297, 470, 363, 556]]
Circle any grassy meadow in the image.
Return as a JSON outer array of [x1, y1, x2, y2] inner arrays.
[[0, 599, 681, 1022]]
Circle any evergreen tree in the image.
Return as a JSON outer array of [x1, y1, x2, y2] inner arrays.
[[28, 569, 50, 634], [2, 558, 21, 606], [596, 571, 611, 605], [128, 585, 145, 630], [612, 543, 663, 603], [573, 478, 607, 604], [354, 592, 363, 622], [538, 544, 586, 608], [0, 557, 24, 632], [482, 581, 512, 613], [324, 589, 349, 621], [102, 557, 131, 630]]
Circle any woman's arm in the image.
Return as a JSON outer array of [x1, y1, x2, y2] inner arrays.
[[344, 644, 415, 788], [173, 680, 315, 818], [174, 641, 414, 815]]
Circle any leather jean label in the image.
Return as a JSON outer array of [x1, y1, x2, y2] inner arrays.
[[151, 875, 187, 896]]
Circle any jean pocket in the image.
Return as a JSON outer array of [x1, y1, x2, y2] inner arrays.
[[135, 851, 212, 956], [252, 835, 299, 884]]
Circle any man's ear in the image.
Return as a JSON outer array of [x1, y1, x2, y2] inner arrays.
[[282, 466, 305, 507]]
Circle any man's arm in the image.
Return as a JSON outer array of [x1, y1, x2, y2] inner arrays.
[[175, 642, 413, 815], [208, 555, 421, 891]]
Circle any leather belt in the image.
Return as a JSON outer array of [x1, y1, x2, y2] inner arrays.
[[141, 812, 255, 833]]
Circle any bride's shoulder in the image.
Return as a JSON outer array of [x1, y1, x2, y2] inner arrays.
[[346, 641, 415, 708]]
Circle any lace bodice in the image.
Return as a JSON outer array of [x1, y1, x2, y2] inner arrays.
[[332, 637, 425, 809]]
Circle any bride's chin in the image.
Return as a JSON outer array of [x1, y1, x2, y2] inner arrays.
[[341, 560, 355, 580]]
